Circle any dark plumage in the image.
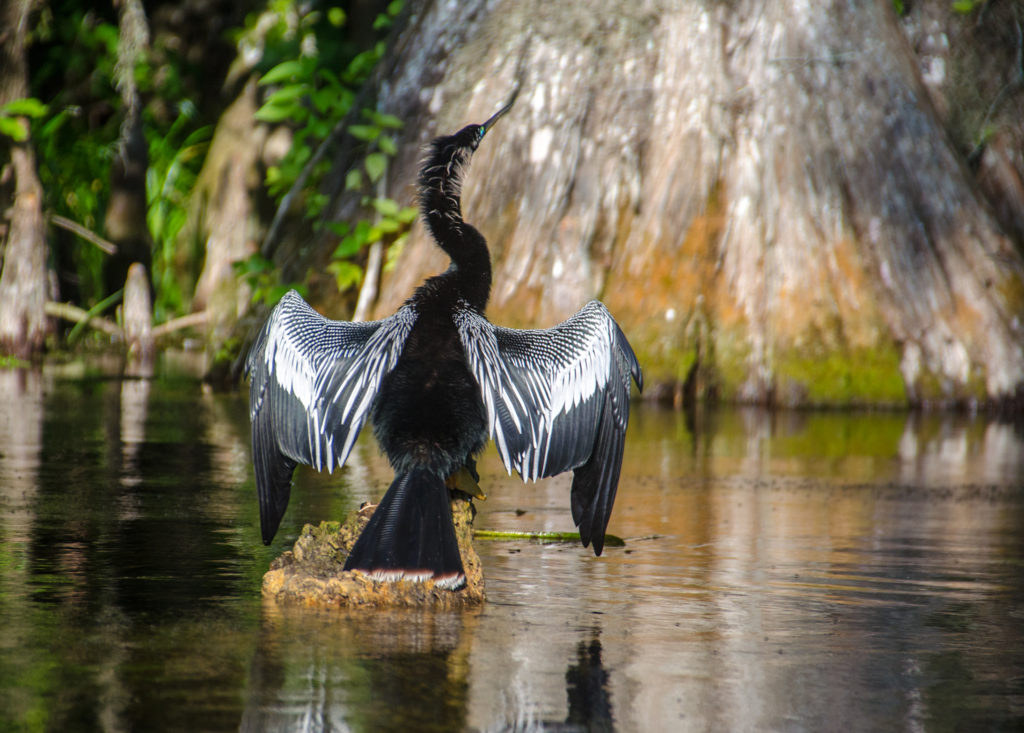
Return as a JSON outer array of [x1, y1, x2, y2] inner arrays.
[[246, 92, 642, 590]]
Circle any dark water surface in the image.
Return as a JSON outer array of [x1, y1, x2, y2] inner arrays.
[[1, 367, 1022, 732]]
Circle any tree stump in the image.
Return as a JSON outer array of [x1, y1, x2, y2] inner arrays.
[[123, 262, 154, 377], [261, 494, 485, 609]]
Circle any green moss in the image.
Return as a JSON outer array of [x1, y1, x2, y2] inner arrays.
[[630, 314, 911, 406], [627, 314, 750, 402], [773, 343, 907, 407], [708, 326, 753, 401]]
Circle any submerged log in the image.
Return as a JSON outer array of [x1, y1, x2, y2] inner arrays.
[[262, 494, 485, 609]]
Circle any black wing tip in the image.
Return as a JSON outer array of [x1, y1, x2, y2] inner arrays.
[[258, 495, 287, 545]]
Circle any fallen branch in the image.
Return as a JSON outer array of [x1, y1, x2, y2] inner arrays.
[[151, 310, 209, 339], [44, 301, 120, 336], [46, 301, 209, 341], [49, 215, 117, 255]]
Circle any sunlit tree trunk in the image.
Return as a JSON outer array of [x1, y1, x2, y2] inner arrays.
[[0, 0, 50, 358], [188, 79, 265, 364], [103, 0, 152, 300], [334, 0, 1024, 408]]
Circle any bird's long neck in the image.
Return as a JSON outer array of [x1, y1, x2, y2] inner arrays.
[[418, 141, 492, 311]]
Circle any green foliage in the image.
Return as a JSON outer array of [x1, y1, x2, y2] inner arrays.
[[31, 13, 123, 307], [323, 198, 416, 292], [251, 0, 413, 299], [145, 103, 212, 321], [19, 0, 412, 346], [232, 253, 307, 307], [28, 10, 211, 323], [0, 98, 48, 142]]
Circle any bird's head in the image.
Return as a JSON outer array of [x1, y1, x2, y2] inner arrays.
[[419, 86, 520, 235], [433, 87, 519, 160]]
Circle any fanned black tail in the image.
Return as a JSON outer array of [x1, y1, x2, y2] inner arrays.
[[343, 467, 465, 590]]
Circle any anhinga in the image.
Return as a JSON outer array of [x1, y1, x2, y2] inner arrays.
[[247, 92, 643, 590]]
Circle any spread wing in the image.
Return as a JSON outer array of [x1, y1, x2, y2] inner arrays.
[[246, 289, 417, 544], [456, 301, 643, 554]]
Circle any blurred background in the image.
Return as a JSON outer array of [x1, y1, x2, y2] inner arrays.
[[1, 0, 1023, 408]]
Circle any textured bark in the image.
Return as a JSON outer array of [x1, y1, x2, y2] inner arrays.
[[189, 79, 265, 336], [123, 262, 154, 377], [0, 0, 50, 358], [103, 0, 153, 299], [308, 0, 1024, 408]]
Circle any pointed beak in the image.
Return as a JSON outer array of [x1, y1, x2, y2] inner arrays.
[[480, 85, 519, 136]]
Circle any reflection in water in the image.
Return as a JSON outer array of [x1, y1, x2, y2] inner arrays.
[[0, 370, 43, 540], [565, 637, 614, 733], [0, 373, 1021, 732], [468, 407, 1024, 731], [241, 607, 476, 732]]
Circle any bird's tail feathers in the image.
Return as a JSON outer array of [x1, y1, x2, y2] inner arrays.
[[344, 467, 466, 590]]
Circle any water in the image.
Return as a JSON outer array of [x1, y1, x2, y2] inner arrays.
[[1, 367, 1022, 732]]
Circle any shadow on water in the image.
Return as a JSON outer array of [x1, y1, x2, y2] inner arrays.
[[0, 367, 1022, 731]]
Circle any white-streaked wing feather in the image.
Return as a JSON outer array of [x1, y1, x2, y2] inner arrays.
[[246, 290, 416, 543], [455, 301, 642, 553], [248, 290, 416, 471]]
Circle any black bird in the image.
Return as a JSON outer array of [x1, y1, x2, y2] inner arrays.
[[246, 93, 642, 590]]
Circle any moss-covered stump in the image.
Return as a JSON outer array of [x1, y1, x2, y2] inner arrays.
[[261, 494, 485, 608]]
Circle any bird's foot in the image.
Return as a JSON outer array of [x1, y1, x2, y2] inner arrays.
[[445, 466, 486, 500]]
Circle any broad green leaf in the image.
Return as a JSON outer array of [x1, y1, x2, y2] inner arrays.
[[255, 102, 300, 123], [364, 152, 387, 183], [265, 84, 308, 105], [326, 221, 350, 238], [0, 116, 28, 142], [327, 259, 363, 293], [345, 168, 363, 190], [372, 197, 400, 217], [312, 88, 334, 114], [348, 124, 379, 141], [397, 206, 418, 224], [375, 113, 403, 129], [259, 60, 306, 85], [377, 134, 397, 155], [2, 98, 48, 118]]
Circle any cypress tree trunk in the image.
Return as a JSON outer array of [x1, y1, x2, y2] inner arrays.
[[188, 79, 265, 352], [316, 0, 1024, 407], [0, 0, 50, 358], [103, 0, 152, 301]]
